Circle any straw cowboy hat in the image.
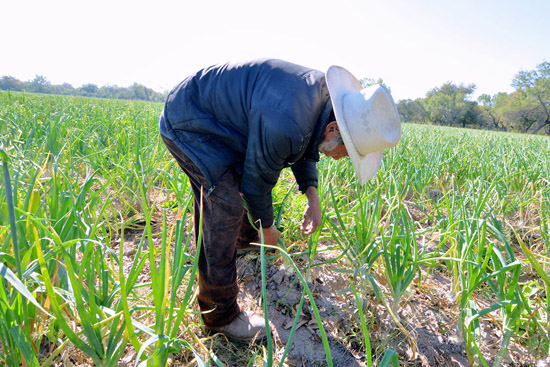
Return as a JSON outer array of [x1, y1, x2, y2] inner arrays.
[[326, 65, 402, 184]]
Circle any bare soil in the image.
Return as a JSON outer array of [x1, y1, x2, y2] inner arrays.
[[197, 244, 538, 367], [60, 208, 546, 367], [217, 249, 474, 367]]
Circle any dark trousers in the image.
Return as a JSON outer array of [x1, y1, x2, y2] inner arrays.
[[161, 136, 258, 327]]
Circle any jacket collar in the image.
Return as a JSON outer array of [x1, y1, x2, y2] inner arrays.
[[306, 98, 334, 161]]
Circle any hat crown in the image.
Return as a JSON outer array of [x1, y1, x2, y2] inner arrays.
[[343, 86, 401, 156], [326, 65, 402, 184]]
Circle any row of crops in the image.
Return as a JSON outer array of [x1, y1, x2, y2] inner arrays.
[[0, 91, 549, 366]]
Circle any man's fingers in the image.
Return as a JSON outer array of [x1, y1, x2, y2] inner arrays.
[[301, 218, 316, 235], [300, 213, 310, 230], [306, 221, 319, 235], [301, 203, 322, 235], [313, 218, 322, 230]]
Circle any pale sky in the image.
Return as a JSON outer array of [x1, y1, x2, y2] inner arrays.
[[1, 0, 549, 101]]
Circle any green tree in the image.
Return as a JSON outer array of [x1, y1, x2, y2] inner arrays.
[[512, 61, 550, 134], [29, 75, 51, 93], [79, 83, 99, 95], [496, 90, 544, 133], [424, 82, 481, 128], [59, 83, 76, 95], [0, 76, 23, 91], [478, 94, 507, 131], [360, 77, 388, 90], [397, 98, 426, 123], [97, 85, 117, 99], [129, 83, 148, 100]]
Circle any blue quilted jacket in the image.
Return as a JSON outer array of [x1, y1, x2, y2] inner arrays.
[[160, 59, 333, 227]]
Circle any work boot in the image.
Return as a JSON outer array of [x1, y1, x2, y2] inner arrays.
[[236, 225, 260, 254], [236, 227, 278, 255], [236, 243, 263, 254], [209, 311, 266, 341], [236, 242, 279, 255]]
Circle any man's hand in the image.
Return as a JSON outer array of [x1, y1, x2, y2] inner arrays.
[[260, 226, 281, 246], [300, 186, 322, 235]]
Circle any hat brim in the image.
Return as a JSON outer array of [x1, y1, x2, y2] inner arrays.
[[326, 66, 384, 184]]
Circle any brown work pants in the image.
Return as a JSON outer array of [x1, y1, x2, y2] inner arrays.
[[161, 136, 258, 327]]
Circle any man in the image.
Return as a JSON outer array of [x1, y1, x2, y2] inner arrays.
[[159, 59, 401, 341]]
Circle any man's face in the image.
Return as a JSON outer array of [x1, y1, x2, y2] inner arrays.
[[322, 121, 349, 160], [324, 142, 348, 160]]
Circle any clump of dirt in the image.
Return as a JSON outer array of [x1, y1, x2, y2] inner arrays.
[[61, 211, 546, 366], [207, 243, 539, 367], [219, 249, 473, 367], [236, 252, 364, 366]]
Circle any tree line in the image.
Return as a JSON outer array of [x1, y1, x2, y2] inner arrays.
[[392, 61, 550, 135], [0, 75, 168, 103], [2, 61, 549, 135]]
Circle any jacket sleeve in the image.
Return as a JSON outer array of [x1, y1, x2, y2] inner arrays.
[[242, 108, 304, 228], [291, 161, 318, 193]]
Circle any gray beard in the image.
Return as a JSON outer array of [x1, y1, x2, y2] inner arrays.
[[318, 137, 344, 154]]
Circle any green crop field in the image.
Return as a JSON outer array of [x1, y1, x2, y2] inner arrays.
[[0, 91, 548, 366]]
